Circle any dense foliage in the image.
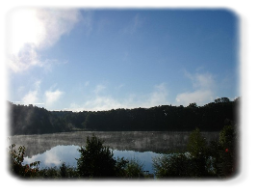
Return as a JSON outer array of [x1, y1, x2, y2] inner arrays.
[[153, 124, 238, 179], [76, 135, 117, 178], [8, 97, 239, 135], [8, 103, 70, 135], [9, 144, 40, 178]]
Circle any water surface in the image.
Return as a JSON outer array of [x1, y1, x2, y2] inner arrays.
[[23, 145, 162, 173], [9, 131, 219, 174]]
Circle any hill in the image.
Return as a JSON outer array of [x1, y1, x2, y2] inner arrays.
[[8, 97, 239, 135]]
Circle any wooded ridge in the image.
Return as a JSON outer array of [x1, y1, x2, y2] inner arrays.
[[8, 97, 239, 135]]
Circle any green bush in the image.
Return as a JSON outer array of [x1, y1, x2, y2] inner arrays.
[[153, 153, 192, 178], [216, 125, 238, 177], [76, 135, 116, 178], [123, 158, 144, 179]]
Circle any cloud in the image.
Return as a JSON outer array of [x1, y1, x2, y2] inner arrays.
[[69, 94, 140, 112], [20, 81, 63, 107], [7, 8, 81, 72], [147, 83, 168, 107], [45, 89, 63, 105], [176, 72, 216, 106], [176, 90, 214, 106], [68, 83, 169, 111], [22, 90, 38, 105], [8, 45, 41, 72], [21, 81, 41, 104], [185, 71, 215, 89], [44, 151, 62, 165], [84, 96, 123, 111]]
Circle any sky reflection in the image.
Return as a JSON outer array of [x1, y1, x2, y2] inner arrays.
[[113, 150, 163, 173], [23, 145, 163, 173], [24, 145, 80, 169]]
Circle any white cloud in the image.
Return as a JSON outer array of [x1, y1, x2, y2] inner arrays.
[[8, 45, 41, 72], [44, 151, 62, 165], [22, 90, 38, 104], [84, 96, 123, 111], [185, 71, 215, 89], [7, 8, 81, 72], [176, 72, 216, 106], [45, 89, 63, 105], [176, 90, 214, 106], [68, 83, 169, 111], [21, 80, 41, 104], [146, 83, 168, 107], [20, 81, 63, 107]]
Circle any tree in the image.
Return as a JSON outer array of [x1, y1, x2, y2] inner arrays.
[[153, 153, 191, 178], [60, 162, 68, 178], [187, 128, 207, 157], [9, 144, 40, 178], [123, 158, 144, 179], [76, 135, 116, 178], [188, 103, 197, 108], [214, 97, 230, 103], [186, 128, 211, 177], [59, 162, 78, 179], [217, 125, 237, 177]]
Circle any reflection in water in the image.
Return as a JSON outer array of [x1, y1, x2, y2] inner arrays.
[[9, 131, 219, 174], [9, 131, 219, 156], [113, 150, 163, 173], [23, 145, 162, 173], [24, 145, 80, 169]]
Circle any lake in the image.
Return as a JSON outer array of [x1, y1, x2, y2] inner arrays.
[[8, 131, 219, 174]]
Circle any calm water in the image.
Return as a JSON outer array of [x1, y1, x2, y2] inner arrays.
[[9, 131, 219, 174], [23, 145, 163, 173]]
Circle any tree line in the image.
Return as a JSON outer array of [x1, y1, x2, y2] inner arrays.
[[8, 97, 239, 135]]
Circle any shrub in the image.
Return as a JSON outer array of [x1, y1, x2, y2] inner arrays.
[[9, 144, 40, 178], [76, 135, 116, 178]]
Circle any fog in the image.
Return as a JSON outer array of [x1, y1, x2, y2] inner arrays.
[[9, 131, 219, 158]]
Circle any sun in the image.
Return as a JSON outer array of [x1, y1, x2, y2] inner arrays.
[[8, 8, 44, 55]]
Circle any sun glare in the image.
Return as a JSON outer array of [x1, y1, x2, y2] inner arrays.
[[8, 8, 44, 55]]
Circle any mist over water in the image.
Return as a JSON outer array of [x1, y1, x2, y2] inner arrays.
[[21, 145, 163, 173], [9, 131, 219, 173]]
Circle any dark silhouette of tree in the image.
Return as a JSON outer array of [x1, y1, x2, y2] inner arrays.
[[215, 97, 230, 103], [187, 128, 207, 157], [216, 125, 238, 177], [60, 162, 68, 178], [8, 97, 238, 135], [187, 103, 198, 108], [123, 158, 144, 179], [76, 135, 116, 178], [153, 153, 192, 178]]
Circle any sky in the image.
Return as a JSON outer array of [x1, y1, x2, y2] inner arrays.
[[6, 8, 239, 111]]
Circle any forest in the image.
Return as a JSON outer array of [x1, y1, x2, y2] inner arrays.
[[8, 97, 239, 135]]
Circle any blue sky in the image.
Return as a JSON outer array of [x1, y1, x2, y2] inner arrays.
[[7, 8, 239, 111]]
